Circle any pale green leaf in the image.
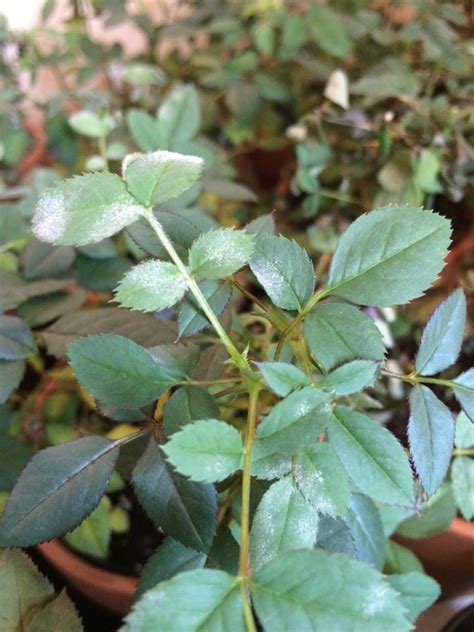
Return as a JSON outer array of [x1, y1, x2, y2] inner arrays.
[[69, 111, 109, 138], [327, 206, 451, 306], [32, 173, 144, 246], [329, 406, 414, 505], [64, 496, 111, 558], [162, 419, 243, 483], [452, 368, 474, 422], [310, 5, 351, 58], [396, 483, 456, 539], [408, 385, 454, 496], [30, 590, 83, 632], [455, 412, 474, 449], [188, 228, 255, 280], [320, 360, 379, 395], [156, 84, 201, 149], [346, 494, 385, 570], [351, 58, 420, 99], [126, 110, 162, 152], [387, 572, 440, 622], [414, 149, 442, 194], [256, 362, 310, 397], [451, 457, 474, 520], [384, 541, 424, 575], [250, 235, 315, 310], [415, 289, 466, 376], [164, 386, 220, 436]]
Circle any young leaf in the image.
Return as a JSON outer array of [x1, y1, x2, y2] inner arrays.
[[162, 419, 243, 483], [329, 407, 414, 505], [0, 359, 25, 403], [134, 538, 206, 603], [320, 360, 379, 395], [114, 260, 188, 312], [408, 385, 455, 496], [68, 334, 174, 407], [345, 494, 385, 571], [32, 173, 144, 246], [123, 151, 204, 207], [455, 412, 474, 449], [63, 496, 111, 559], [29, 590, 83, 632], [126, 110, 162, 152], [386, 573, 440, 622], [304, 303, 385, 371], [188, 228, 255, 280], [249, 235, 315, 310], [0, 436, 119, 546], [327, 206, 451, 306], [251, 549, 410, 632], [293, 443, 349, 518], [415, 289, 466, 376], [132, 438, 216, 552], [452, 368, 474, 422], [256, 361, 310, 397], [123, 569, 244, 632], [69, 111, 109, 138], [178, 280, 231, 337], [451, 457, 474, 520], [0, 315, 36, 360], [156, 84, 201, 149], [164, 386, 220, 436], [250, 477, 318, 570]]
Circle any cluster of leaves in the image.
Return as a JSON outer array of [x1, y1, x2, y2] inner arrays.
[[0, 150, 472, 630]]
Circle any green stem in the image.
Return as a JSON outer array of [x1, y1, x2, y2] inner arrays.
[[144, 210, 256, 379], [179, 377, 244, 387], [382, 369, 454, 389], [453, 448, 474, 457], [98, 135, 109, 170], [240, 579, 257, 632]]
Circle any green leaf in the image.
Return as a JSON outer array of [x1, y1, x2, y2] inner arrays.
[[127, 110, 162, 151], [69, 111, 109, 138], [326, 206, 451, 306], [309, 5, 351, 58], [135, 538, 206, 603], [32, 172, 144, 246], [23, 238, 75, 280], [329, 406, 414, 505], [408, 385, 454, 496], [317, 516, 357, 557], [0, 436, 119, 546], [415, 289, 466, 376], [386, 572, 440, 622], [68, 334, 174, 407], [132, 438, 216, 552], [250, 477, 318, 570], [320, 360, 379, 395], [123, 151, 204, 207], [293, 443, 349, 518], [304, 303, 385, 371], [452, 368, 474, 422], [384, 541, 424, 575], [149, 343, 199, 381], [0, 359, 25, 403], [178, 280, 231, 337], [114, 260, 188, 312], [251, 549, 410, 632], [162, 420, 243, 483], [396, 483, 456, 539], [164, 387, 220, 436], [256, 362, 310, 397], [451, 457, 474, 520], [29, 590, 83, 632], [250, 235, 315, 311], [75, 254, 131, 292], [346, 494, 385, 570], [17, 290, 87, 328], [351, 58, 420, 99], [0, 315, 36, 360], [156, 84, 201, 149], [0, 435, 33, 491], [123, 569, 244, 632], [455, 412, 474, 449], [414, 149, 442, 194], [64, 496, 111, 558], [188, 228, 255, 280], [252, 388, 331, 477]]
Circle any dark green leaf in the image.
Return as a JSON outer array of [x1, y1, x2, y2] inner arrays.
[[75, 254, 131, 292], [317, 516, 357, 557], [0, 359, 25, 404], [17, 290, 87, 328], [0, 315, 36, 360], [22, 238, 75, 280], [346, 494, 385, 570], [0, 436, 33, 491], [178, 280, 231, 337], [164, 387, 220, 436]]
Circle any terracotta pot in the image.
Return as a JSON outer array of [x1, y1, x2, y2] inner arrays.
[[37, 539, 138, 615], [396, 518, 474, 598]]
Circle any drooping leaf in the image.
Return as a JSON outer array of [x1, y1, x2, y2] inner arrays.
[[293, 442, 349, 518], [0, 359, 25, 403], [164, 387, 220, 436], [386, 573, 440, 622], [123, 569, 244, 632], [256, 362, 310, 397], [178, 280, 231, 337], [326, 206, 451, 306], [251, 549, 410, 632], [415, 289, 466, 376], [250, 235, 315, 311], [452, 368, 474, 422], [188, 228, 255, 280], [408, 385, 455, 496], [320, 360, 379, 395], [123, 151, 204, 207], [345, 494, 385, 570], [132, 438, 216, 552], [29, 590, 83, 632], [451, 457, 474, 520], [32, 173, 144, 246], [63, 496, 111, 559], [0, 436, 119, 546], [250, 477, 318, 570], [114, 260, 188, 312], [162, 420, 243, 483], [134, 538, 206, 603], [68, 334, 175, 407], [304, 303, 385, 371], [329, 407, 414, 505]]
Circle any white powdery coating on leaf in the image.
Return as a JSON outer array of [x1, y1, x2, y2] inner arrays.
[[190, 228, 255, 278], [362, 582, 392, 617], [123, 150, 203, 175], [32, 189, 68, 242]]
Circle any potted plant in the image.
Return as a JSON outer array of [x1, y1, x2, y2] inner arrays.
[[1, 147, 472, 629]]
